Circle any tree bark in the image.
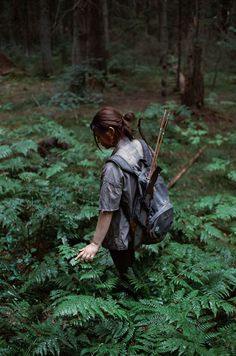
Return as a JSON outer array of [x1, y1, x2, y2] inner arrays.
[[102, 0, 110, 65], [176, 0, 182, 91], [72, 0, 88, 66], [181, 0, 204, 108], [88, 0, 107, 71], [39, 0, 53, 76], [159, 0, 169, 97]]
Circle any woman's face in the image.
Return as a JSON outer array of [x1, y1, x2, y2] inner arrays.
[[94, 127, 115, 149]]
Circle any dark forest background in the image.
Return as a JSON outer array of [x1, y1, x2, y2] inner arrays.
[[0, 1, 236, 355], [1, 0, 236, 108]]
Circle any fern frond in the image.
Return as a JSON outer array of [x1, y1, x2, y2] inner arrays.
[[12, 140, 38, 156], [215, 203, 236, 221], [194, 194, 222, 210], [32, 337, 60, 356], [0, 145, 12, 159], [227, 170, 236, 182], [53, 295, 127, 321], [43, 162, 68, 179], [206, 158, 230, 172], [200, 223, 225, 242], [22, 256, 58, 291], [0, 176, 22, 196], [77, 205, 98, 221]]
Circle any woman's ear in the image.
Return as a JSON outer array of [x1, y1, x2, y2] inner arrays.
[[107, 126, 115, 137]]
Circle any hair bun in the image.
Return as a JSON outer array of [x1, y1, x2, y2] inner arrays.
[[123, 111, 135, 123]]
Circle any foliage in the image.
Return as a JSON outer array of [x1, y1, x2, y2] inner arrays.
[[0, 104, 235, 355]]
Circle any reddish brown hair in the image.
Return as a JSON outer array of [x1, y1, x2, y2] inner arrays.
[[90, 106, 135, 148]]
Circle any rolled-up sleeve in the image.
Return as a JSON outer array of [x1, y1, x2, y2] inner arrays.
[[99, 162, 123, 212]]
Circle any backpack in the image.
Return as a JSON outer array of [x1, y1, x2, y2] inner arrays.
[[107, 139, 173, 247]]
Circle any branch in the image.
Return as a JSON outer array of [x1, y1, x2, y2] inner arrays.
[[167, 145, 206, 189]]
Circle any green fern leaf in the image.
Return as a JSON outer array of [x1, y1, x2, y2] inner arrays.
[[53, 295, 127, 321], [200, 223, 225, 242], [206, 158, 230, 172], [43, 162, 67, 179], [77, 205, 98, 220], [194, 195, 222, 210], [215, 204, 236, 221], [18, 171, 39, 182], [0, 176, 22, 195], [0, 145, 12, 159], [227, 170, 236, 182], [33, 337, 60, 356], [12, 140, 38, 156]]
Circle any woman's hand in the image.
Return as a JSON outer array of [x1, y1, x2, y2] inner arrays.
[[75, 242, 99, 262], [75, 211, 113, 263]]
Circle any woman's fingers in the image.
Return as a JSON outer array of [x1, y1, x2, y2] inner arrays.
[[75, 251, 94, 262]]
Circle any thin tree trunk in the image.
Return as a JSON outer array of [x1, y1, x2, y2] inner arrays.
[[159, 0, 169, 97], [176, 0, 182, 90], [39, 0, 53, 76], [72, 0, 88, 66], [88, 0, 106, 71], [102, 0, 110, 67], [181, 0, 204, 108]]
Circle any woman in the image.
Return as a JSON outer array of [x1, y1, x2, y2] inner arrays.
[[75, 106, 148, 279]]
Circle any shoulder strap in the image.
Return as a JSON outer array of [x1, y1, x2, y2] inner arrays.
[[106, 155, 136, 175], [138, 139, 153, 167]]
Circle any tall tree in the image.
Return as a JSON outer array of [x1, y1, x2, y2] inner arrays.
[[88, 0, 107, 71], [39, 0, 53, 76], [182, 0, 204, 108], [72, 0, 88, 66], [159, 0, 169, 97], [102, 0, 110, 64], [176, 0, 182, 91]]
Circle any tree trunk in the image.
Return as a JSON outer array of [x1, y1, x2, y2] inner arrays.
[[88, 0, 107, 71], [72, 0, 88, 66], [102, 0, 110, 65], [39, 0, 53, 76], [159, 0, 169, 97], [176, 0, 182, 91], [181, 0, 204, 108]]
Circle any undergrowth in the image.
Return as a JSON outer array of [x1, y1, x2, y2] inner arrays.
[[0, 103, 235, 355]]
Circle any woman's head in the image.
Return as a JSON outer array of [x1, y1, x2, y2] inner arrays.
[[90, 106, 135, 149]]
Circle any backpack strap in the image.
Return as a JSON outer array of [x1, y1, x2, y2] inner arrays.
[[106, 155, 136, 175], [138, 139, 153, 167]]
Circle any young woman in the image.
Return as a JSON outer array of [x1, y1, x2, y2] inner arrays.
[[75, 106, 148, 279]]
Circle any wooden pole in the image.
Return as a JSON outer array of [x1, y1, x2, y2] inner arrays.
[[148, 110, 169, 179]]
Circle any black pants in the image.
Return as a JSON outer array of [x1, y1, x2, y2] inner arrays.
[[109, 243, 135, 279]]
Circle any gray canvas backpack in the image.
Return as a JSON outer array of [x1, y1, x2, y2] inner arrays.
[[107, 139, 173, 246]]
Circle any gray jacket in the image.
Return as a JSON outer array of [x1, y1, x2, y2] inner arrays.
[[99, 137, 143, 250]]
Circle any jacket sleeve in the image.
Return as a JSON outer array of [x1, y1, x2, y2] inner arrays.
[[99, 162, 123, 212]]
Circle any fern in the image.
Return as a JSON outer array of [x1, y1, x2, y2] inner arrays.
[[53, 295, 127, 321], [206, 158, 230, 172], [11, 140, 38, 156], [43, 162, 68, 179], [227, 170, 236, 182], [32, 337, 60, 356], [0, 145, 12, 159]]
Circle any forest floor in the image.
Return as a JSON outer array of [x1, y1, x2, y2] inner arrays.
[[0, 74, 235, 202]]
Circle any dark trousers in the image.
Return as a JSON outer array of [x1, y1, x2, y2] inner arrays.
[[109, 243, 135, 279]]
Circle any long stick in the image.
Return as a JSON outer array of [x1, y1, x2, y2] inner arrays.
[[167, 145, 206, 189], [148, 110, 169, 179]]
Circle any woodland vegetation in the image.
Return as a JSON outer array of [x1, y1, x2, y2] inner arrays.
[[0, 0, 236, 355]]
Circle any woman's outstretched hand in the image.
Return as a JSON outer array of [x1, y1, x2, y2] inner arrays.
[[75, 242, 99, 262], [75, 211, 113, 262]]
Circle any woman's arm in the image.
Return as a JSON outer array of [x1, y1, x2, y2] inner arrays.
[[75, 211, 113, 262]]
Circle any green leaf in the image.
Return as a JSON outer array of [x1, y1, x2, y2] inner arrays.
[[44, 162, 68, 179], [12, 140, 38, 156], [0, 145, 12, 159]]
